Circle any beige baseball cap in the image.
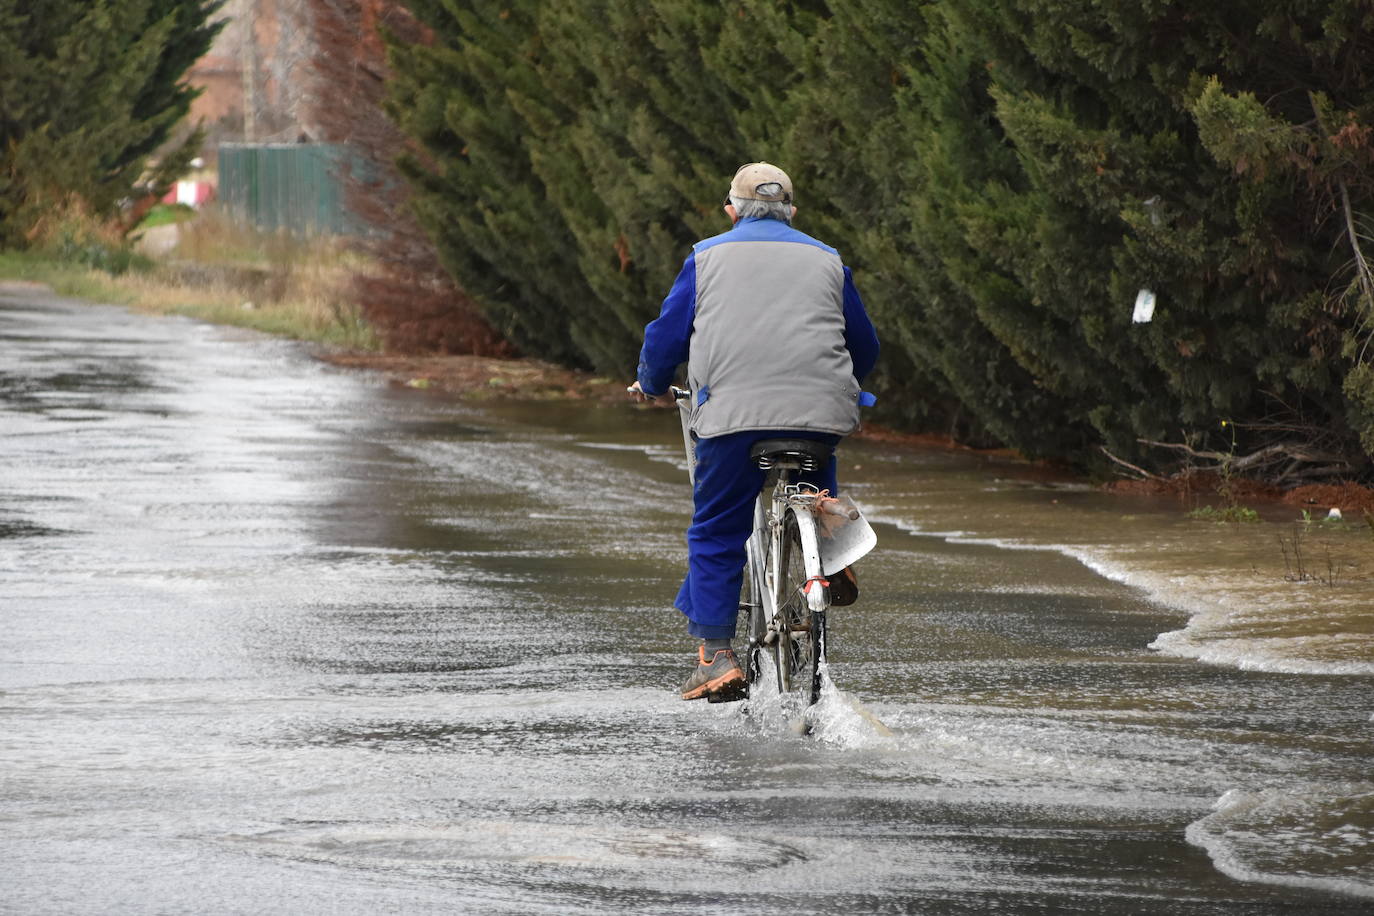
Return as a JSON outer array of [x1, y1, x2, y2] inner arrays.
[[729, 162, 793, 202]]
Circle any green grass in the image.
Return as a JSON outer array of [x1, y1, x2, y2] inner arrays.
[[1187, 504, 1261, 524], [170, 296, 377, 349], [0, 251, 139, 301], [0, 209, 379, 352], [136, 203, 197, 230]]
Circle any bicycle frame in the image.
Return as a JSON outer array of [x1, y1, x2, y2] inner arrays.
[[758, 477, 829, 624]]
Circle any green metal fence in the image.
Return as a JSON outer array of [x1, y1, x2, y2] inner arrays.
[[218, 143, 361, 235]]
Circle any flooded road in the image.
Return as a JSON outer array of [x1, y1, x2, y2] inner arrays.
[[3, 286, 1371, 914]]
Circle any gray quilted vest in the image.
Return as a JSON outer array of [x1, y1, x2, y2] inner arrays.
[[686, 220, 861, 439]]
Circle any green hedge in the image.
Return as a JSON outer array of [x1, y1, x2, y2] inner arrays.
[[385, 0, 1374, 480]]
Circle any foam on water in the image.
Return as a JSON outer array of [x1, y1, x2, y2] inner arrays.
[[866, 509, 1374, 677], [1071, 551, 1374, 676], [723, 663, 1218, 800], [1187, 785, 1374, 900], [227, 818, 807, 874]]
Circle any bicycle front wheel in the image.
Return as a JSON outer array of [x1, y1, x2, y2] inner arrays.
[[739, 520, 769, 690], [773, 508, 826, 706]]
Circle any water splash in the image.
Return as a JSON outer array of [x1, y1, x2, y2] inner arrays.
[[728, 656, 893, 748]]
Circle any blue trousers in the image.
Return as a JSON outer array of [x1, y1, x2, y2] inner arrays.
[[674, 429, 840, 639]]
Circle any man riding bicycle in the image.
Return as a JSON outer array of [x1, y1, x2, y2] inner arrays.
[[629, 162, 880, 702]]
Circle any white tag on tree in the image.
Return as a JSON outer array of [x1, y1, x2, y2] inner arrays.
[[1133, 288, 1156, 323]]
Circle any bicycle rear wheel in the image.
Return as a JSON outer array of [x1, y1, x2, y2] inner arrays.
[[773, 509, 826, 706]]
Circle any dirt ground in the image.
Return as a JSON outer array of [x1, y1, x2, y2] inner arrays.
[[319, 350, 1374, 515], [1104, 471, 1374, 515], [1279, 482, 1374, 515], [317, 351, 629, 403]]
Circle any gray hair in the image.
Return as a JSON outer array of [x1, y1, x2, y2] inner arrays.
[[729, 194, 793, 223]]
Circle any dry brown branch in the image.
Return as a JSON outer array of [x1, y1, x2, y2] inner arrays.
[[1338, 179, 1374, 364], [1136, 438, 1352, 483], [301, 0, 511, 356], [1136, 438, 1229, 463], [1099, 446, 1166, 481], [1339, 179, 1374, 314]]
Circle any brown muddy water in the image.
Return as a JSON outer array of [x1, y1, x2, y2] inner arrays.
[[2, 287, 1371, 914]]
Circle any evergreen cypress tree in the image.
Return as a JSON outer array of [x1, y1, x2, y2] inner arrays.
[[388, 1, 799, 372], [383, 0, 1096, 441], [385, 0, 592, 366], [384, 0, 1372, 478], [529, 0, 825, 371], [1183, 2, 1374, 458], [0, 0, 223, 246], [907, 0, 1373, 477], [520, 0, 737, 371], [777, 0, 1073, 445]]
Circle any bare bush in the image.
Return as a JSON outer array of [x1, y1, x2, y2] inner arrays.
[[301, 0, 512, 356]]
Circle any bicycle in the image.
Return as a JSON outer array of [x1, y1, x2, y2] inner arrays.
[[672, 388, 876, 714]]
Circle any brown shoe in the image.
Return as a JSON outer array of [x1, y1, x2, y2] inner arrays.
[[680, 646, 746, 701], [829, 565, 859, 607]]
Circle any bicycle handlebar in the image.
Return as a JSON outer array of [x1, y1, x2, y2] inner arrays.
[[626, 383, 690, 399], [663, 383, 861, 521]]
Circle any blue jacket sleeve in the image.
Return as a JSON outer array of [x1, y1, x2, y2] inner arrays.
[[842, 266, 879, 384], [636, 252, 696, 396]]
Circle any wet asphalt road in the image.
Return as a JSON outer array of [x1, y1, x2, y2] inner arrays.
[[3, 287, 1371, 914]]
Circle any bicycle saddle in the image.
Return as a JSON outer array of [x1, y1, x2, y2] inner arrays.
[[749, 438, 833, 472]]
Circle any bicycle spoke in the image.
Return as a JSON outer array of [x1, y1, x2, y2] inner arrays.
[[772, 510, 824, 707]]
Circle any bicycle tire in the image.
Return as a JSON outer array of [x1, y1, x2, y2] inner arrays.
[[772, 508, 826, 706], [739, 499, 770, 691]]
